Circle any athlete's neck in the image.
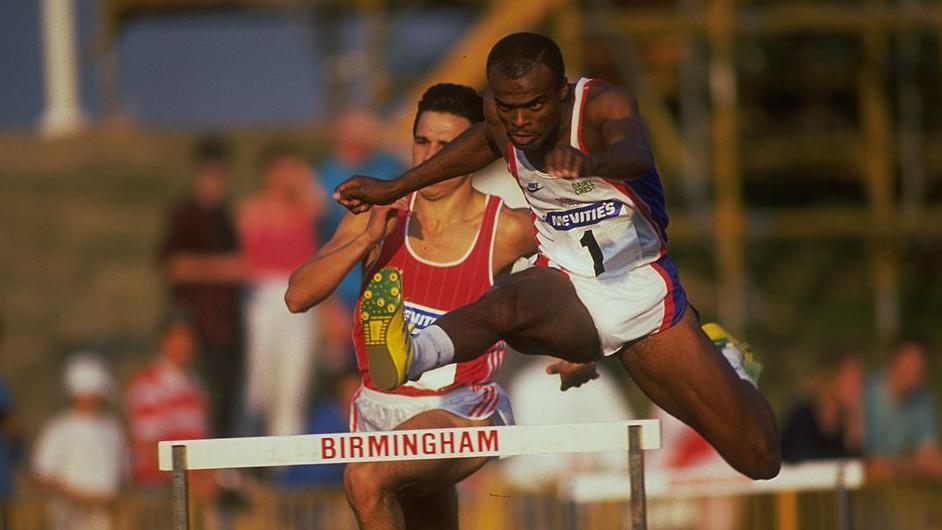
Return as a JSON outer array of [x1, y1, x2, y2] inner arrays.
[[523, 86, 576, 169], [412, 182, 482, 234]]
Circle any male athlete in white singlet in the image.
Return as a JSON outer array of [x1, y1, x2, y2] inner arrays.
[[335, 33, 782, 481]]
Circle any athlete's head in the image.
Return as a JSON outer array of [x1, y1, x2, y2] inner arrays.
[[486, 32, 568, 153], [412, 83, 484, 200]]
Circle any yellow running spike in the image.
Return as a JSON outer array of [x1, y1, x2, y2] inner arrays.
[[360, 267, 414, 390]]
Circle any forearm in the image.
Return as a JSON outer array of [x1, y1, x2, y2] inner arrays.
[[588, 140, 655, 180], [165, 254, 246, 284], [285, 234, 374, 313], [390, 123, 499, 197]]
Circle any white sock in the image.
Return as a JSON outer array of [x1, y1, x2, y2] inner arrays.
[[721, 345, 757, 388], [408, 325, 455, 380]]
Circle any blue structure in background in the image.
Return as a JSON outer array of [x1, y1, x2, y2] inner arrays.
[[0, 1, 474, 129]]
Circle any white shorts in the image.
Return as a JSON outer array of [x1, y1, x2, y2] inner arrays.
[[350, 384, 515, 433], [539, 255, 687, 357]]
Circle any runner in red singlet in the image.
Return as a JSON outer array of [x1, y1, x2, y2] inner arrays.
[[286, 84, 567, 530]]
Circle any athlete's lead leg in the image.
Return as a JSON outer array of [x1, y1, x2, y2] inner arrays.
[[434, 266, 602, 365], [369, 266, 781, 479], [619, 306, 781, 480]]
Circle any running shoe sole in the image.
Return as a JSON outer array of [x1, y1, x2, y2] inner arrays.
[[360, 267, 411, 390]]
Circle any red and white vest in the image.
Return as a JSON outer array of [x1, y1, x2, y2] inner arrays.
[[353, 194, 506, 397]]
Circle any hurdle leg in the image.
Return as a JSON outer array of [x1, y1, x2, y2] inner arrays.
[[628, 425, 647, 530], [171, 445, 190, 530]]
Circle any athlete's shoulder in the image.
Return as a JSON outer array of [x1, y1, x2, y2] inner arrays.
[[583, 81, 640, 121], [494, 204, 538, 265], [497, 204, 531, 235]]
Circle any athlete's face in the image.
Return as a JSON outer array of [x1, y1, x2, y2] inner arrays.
[[488, 63, 568, 153], [412, 110, 473, 199]]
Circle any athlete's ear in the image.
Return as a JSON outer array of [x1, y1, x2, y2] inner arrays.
[[558, 78, 570, 100]]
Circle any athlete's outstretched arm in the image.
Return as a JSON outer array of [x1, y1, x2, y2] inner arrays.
[[334, 122, 501, 213], [546, 85, 655, 180], [285, 203, 401, 313]]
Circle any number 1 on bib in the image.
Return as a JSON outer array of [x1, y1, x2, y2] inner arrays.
[[580, 230, 605, 276]]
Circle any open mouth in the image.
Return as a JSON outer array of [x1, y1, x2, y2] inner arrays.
[[510, 133, 537, 146]]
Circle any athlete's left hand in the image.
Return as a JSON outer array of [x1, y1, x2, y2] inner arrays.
[[546, 360, 600, 391], [546, 146, 593, 179], [363, 197, 411, 243]]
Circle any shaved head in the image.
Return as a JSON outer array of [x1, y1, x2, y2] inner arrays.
[[486, 32, 565, 88]]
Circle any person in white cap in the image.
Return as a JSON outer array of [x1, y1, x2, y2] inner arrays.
[[32, 353, 127, 530]]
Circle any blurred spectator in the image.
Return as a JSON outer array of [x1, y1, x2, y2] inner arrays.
[[864, 337, 942, 480], [159, 136, 246, 438], [33, 354, 126, 530], [239, 147, 324, 436], [315, 109, 405, 314], [0, 318, 19, 530], [781, 353, 864, 463], [278, 371, 361, 490], [499, 358, 633, 491], [126, 310, 210, 487]]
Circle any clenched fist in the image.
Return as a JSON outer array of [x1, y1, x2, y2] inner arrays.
[[546, 145, 594, 179]]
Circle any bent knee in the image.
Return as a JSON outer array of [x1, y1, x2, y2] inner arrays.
[[745, 432, 782, 480], [756, 440, 783, 480], [479, 282, 527, 333], [344, 463, 393, 508]]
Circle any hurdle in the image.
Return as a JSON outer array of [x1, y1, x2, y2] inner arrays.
[[563, 459, 864, 530], [159, 419, 660, 530]]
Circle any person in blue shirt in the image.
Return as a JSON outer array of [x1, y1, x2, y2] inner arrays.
[[864, 337, 942, 480], [315, 109, 405, 312], [278, 371, 362, 489], [781, 352, 864, 463]]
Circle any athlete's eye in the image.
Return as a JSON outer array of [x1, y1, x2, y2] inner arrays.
[[529, 102, 543, 111], [496, 103, 511, 112], [415, 137, 428, 145]]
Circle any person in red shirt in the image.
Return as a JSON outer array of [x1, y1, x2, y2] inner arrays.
[[286, 84, 585, 530], [238, 148, 325, 437], [126, 310, 210, 486]]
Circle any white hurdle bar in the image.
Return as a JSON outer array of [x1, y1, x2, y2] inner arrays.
[[160, 419, 660, 530], [564, 460, 864, 530], [563, 459, 865, 502]]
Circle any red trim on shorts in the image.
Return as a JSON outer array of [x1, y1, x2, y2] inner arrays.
[[469, 385, 492, 417], [651, 261, 676, 331], [349, 387, 362, 432]]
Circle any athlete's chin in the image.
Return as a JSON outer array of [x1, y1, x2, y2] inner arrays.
[[512, 136, 545, 152]]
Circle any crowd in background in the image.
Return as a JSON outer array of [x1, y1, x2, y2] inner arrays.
[[0, 112, 939, 529]]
